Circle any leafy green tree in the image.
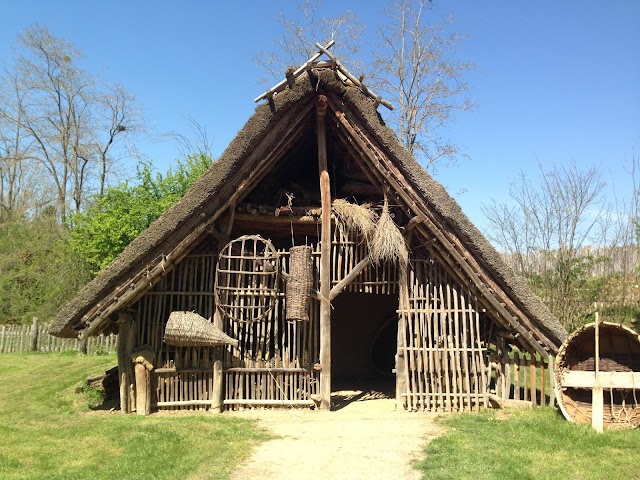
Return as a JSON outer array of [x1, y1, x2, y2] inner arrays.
[[0, 215, 91, 324], [69, 154, 212, 273]]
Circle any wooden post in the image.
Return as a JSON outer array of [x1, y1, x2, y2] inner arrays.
[[116, 312, 135, 413], [212, 359, 224, 412], [30, 317, 39, 352], [316, 94, 332, 411], [212, 310, 224, 413], [134, 363, 151, 416], [592, 310, 604, 432]]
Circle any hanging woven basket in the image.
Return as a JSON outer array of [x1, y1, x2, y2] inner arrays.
[[164, 311, 238, 347], [286, 245, 314, 321]]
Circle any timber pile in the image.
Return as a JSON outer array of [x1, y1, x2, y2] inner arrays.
[[555, 321, 640, 430]]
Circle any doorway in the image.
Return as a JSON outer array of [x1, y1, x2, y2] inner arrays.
[[330, 291, 398, 406]]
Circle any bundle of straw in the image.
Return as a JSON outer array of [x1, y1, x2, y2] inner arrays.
[[369, 197, 409, 269], [332, 199, 377, 240]]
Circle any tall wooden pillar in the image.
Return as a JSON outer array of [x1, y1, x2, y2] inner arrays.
[[316, 95, 332, 411], [116, 311, 135, 413]]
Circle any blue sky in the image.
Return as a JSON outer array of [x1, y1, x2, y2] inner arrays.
[[1, 0, 638, 231]]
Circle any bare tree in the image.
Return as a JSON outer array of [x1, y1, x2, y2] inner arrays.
[[369, 0, 473, 170], [256, 0, 472, 172], [482, 161, 607, 330], [164, 115, 215, 161], [254, 0, 365, 84], [0, 25, 142, 221]]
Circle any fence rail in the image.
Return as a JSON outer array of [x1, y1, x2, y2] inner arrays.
[[0, 319, 117, 354], [489, 337, 556, 408]]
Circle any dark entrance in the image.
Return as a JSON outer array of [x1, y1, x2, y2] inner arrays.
[[330, 291, 398, 397]]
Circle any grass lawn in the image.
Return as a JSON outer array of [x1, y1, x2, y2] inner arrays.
[[417, 408, 640, 480], [0, 353, 268, 480]]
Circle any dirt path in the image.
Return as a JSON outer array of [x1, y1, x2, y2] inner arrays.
[[229, 390, 443, 480]]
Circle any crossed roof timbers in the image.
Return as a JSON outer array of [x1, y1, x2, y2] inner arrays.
[[76, 86, 557, 357], [255, 40, 394, 111]]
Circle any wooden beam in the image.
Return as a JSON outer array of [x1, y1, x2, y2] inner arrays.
[[329, 257, 370, 301], [561, 370, 640, 390], [317, 94, 332, 411]]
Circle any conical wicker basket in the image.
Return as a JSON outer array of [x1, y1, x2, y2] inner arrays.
[[286, 245, 314, 321], [164, 311, 238, 347]]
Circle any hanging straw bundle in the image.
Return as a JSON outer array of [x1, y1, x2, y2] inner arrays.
[[332, 199, 377, 240], [369, 197, 409, 270]]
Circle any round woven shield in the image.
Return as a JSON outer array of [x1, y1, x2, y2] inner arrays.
[[215, 235, 279, 323]]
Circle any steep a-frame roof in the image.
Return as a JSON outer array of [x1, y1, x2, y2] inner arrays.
[[50, 69, 567, 354]]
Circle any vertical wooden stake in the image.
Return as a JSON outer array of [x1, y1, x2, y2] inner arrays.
[[212, 358, 224, 412], [117, 311, 136, 414], [30, 317, 39, 352], [592, 310, 604, 433], [134, 363, 151, 416], [316, 94, 332, 411]]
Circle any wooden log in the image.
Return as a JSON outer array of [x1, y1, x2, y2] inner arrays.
[[30, 318, 39, 351], [134, 363, 150, 416], [155, 400, 214, 407], [116, 312, 135, 413], [329, 257, 370, 301], [223, 399, 315, 406], [212, 359, 224, 413], [529, 356, 536, 407], [317, 95, 332, 411]]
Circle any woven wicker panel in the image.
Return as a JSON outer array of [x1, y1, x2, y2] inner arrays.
[[215, 235, 279, 323], [286, 245, 313, 321], [164, 311, 238, 347]]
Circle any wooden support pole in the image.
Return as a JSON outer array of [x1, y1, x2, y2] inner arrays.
[[30, 317, 38, 352], [134, 363, 151, 416], [116, 312, 134, 413], [317, 94, 332, 411], [329, 257, 370, 301], [212, 359, 224, 412], [592, 310, 604, 433]]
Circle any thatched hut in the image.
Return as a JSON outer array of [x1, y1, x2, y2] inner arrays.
[[50, 59, 566, 414]]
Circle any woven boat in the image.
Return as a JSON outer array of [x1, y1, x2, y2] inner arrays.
[[164, 311, 238, 347], [555, 321, 640, 430]]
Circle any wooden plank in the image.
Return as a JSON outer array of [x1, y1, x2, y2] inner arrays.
[[223, 399, 315, 406], [561, 370, 640, 389]]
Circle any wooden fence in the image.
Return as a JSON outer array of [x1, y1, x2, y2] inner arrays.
[[0, 319, 117, 354], [489, 339, 556, 408]]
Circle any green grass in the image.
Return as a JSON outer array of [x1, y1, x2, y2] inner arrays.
[[0, 353, 269, 480], [417, 408, 640, 480]]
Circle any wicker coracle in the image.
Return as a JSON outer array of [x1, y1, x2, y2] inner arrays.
[[286, 245, 314, 321], [164, 311, 238, 347], [555, 321, 640, 430]]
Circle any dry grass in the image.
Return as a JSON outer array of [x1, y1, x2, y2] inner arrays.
[[332, 199, 377, 240], [369, 199, 408, 269], [332, 198, 408, 270]]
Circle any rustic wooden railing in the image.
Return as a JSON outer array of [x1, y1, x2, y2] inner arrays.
[[488, 339, 556, 408], [0, 319, 117, 354]]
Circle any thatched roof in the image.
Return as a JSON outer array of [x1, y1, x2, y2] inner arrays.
[[50, 68, 567, 353]]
